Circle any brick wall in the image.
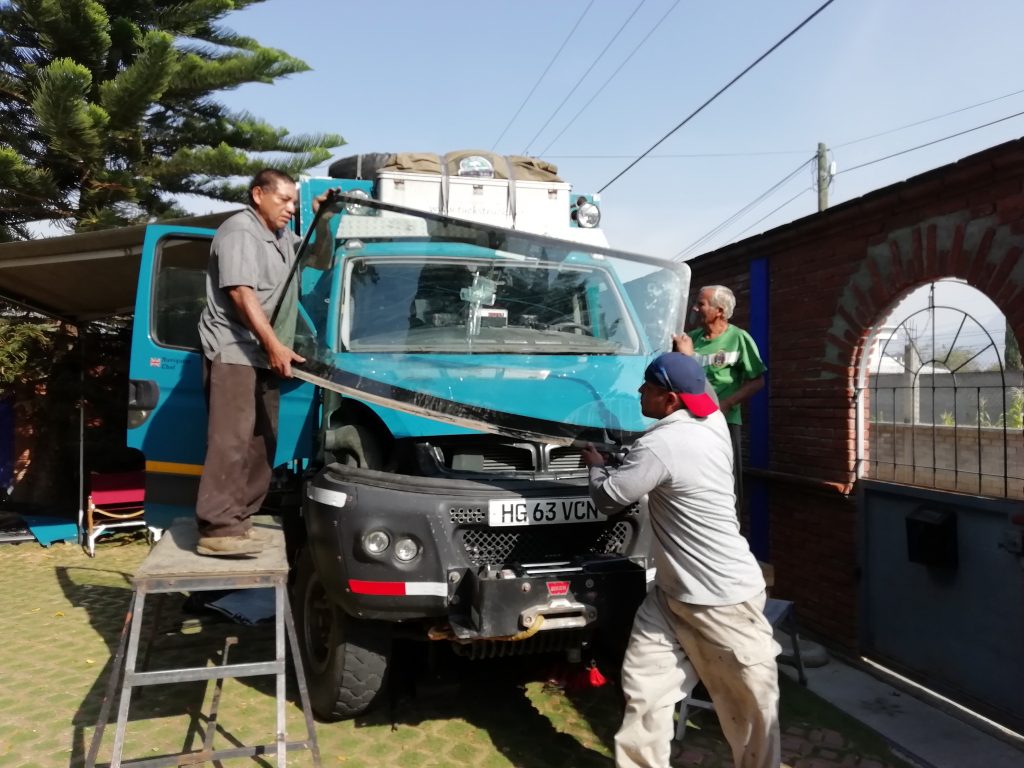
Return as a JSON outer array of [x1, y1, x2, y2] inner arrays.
[[685, 138, 1024, 650]]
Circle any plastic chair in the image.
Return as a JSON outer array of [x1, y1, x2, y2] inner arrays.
[[80, 471, 157, 557]]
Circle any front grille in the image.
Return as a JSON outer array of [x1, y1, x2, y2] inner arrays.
[[447, 444, 536, 473], [547, 447, 584, 472], [458, 521, 632, 567], [482, 446, 534, 472]]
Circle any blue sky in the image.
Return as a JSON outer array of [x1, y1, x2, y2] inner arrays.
[[207, 0, 1019, 355], [212, 0, 1024, 260]]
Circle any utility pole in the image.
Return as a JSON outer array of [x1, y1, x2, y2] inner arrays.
[[816, 142, 829, 212]]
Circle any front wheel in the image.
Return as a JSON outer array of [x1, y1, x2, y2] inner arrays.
[[292, 547, 392, 720]]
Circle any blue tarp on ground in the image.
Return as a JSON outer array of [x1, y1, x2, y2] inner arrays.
[[22, 515, 78, 546], [208, 588, 276, 625]]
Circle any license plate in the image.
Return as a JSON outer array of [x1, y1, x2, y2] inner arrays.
[[488, 497, 604, 527]]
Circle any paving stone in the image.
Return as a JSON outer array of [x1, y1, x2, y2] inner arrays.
[[821, 728, 847, 748]]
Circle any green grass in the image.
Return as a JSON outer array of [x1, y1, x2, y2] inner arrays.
[[1, 537, 928, 768]]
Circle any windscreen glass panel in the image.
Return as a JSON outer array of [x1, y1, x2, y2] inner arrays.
[[278, 195, 690, 446], [343, 256, 637, 354]]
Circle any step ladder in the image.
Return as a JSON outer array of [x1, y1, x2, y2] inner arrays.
[[85, 516, 321, 767]]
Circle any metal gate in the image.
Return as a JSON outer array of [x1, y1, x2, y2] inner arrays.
[[857, 284, 1024, 732], [858, 481, 1024, 732]]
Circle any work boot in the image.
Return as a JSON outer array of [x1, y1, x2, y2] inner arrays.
[[244, 527, 273, 544], [196, 535, 263, 557]]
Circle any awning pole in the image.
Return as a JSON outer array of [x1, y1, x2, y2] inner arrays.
[[77, 323, 85, 544]]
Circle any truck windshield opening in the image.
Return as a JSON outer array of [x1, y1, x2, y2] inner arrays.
[[342, 257, 636, 354]]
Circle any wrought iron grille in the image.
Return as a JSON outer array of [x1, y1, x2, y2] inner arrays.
[[860, 283, 1023, 499]]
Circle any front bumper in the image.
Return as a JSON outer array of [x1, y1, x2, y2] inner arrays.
[[451, 555, 647, 638], [303, 463, 649, 638]]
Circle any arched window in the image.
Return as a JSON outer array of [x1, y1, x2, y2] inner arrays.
[[858, 280, 1023, 499]]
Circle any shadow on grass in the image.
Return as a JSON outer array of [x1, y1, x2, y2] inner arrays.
[[55, 555, 916, 768], [347, 646, 615, 768], [57, 564, 280, 767]]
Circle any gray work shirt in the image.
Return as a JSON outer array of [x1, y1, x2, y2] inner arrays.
[[588, 408, 765, 606], [198, 207, 301, 367]]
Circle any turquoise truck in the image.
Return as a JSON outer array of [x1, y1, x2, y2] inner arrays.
[[126, 151, 690, 719]]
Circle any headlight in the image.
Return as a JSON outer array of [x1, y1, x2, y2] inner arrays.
[[363, 529, 390, 555], [394, 537, 420, 562], [343, 188, 371, 215], [576, 201, 601, 228]]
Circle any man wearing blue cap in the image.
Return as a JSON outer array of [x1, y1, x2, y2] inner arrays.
[[582, 352, 780, 768]]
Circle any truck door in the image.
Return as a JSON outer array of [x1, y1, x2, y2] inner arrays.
[[128, 224, 317, 526]]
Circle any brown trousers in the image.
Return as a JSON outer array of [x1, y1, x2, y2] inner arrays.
[[195, 358, 279, 537]]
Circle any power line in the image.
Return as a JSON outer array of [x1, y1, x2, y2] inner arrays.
[[836, 108, 1024, 176], [678, 159, 812, 257], [598, 0, 838, 194], [537, 0, 682, 157], [666, 105, 1024, 260], [539, 87, 1024, 164], [551, 49, 1024, 160], [834, 87, 1024, 149], [490, 1, 595, 151], [522, 0, 649, 155], [729, 185, 814, 243], [544, 150, 808, 159], [675, 156, 814, 259], [674, 106, 1024, 256]]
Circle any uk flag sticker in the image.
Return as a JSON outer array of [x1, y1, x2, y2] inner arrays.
[[149, 357, 161, 368]]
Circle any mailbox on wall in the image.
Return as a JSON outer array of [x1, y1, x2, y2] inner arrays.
[[906, 506, 958, 569]]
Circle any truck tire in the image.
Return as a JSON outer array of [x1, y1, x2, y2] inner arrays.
[[292, 548, 391, 720], [330, 423, 384, 470]]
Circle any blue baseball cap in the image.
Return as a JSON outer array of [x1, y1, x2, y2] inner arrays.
[[644, 352, 718, 417]]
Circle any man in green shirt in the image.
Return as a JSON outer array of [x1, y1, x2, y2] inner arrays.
[[674, 285, 765, 512]]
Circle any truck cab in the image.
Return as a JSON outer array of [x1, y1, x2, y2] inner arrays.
[[127, 151, 690, 719]]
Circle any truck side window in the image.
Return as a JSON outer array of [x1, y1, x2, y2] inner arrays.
[[349, 263, 421, 342], [152, 237, 209, 350]]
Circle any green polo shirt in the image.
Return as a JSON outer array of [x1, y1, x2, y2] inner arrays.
[[690, 325, 766, 425]]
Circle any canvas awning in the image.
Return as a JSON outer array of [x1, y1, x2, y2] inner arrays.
[[0, 211, 240, 322]]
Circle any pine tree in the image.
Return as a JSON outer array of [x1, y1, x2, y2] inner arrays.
[[1006, 326, 1022, 371], [0, 0, 344, 241]]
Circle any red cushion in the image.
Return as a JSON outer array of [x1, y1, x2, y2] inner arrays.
[[89, 471, 145, 506]]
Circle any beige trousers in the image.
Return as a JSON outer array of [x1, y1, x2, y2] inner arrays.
[[614, 587, 781, 768]]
